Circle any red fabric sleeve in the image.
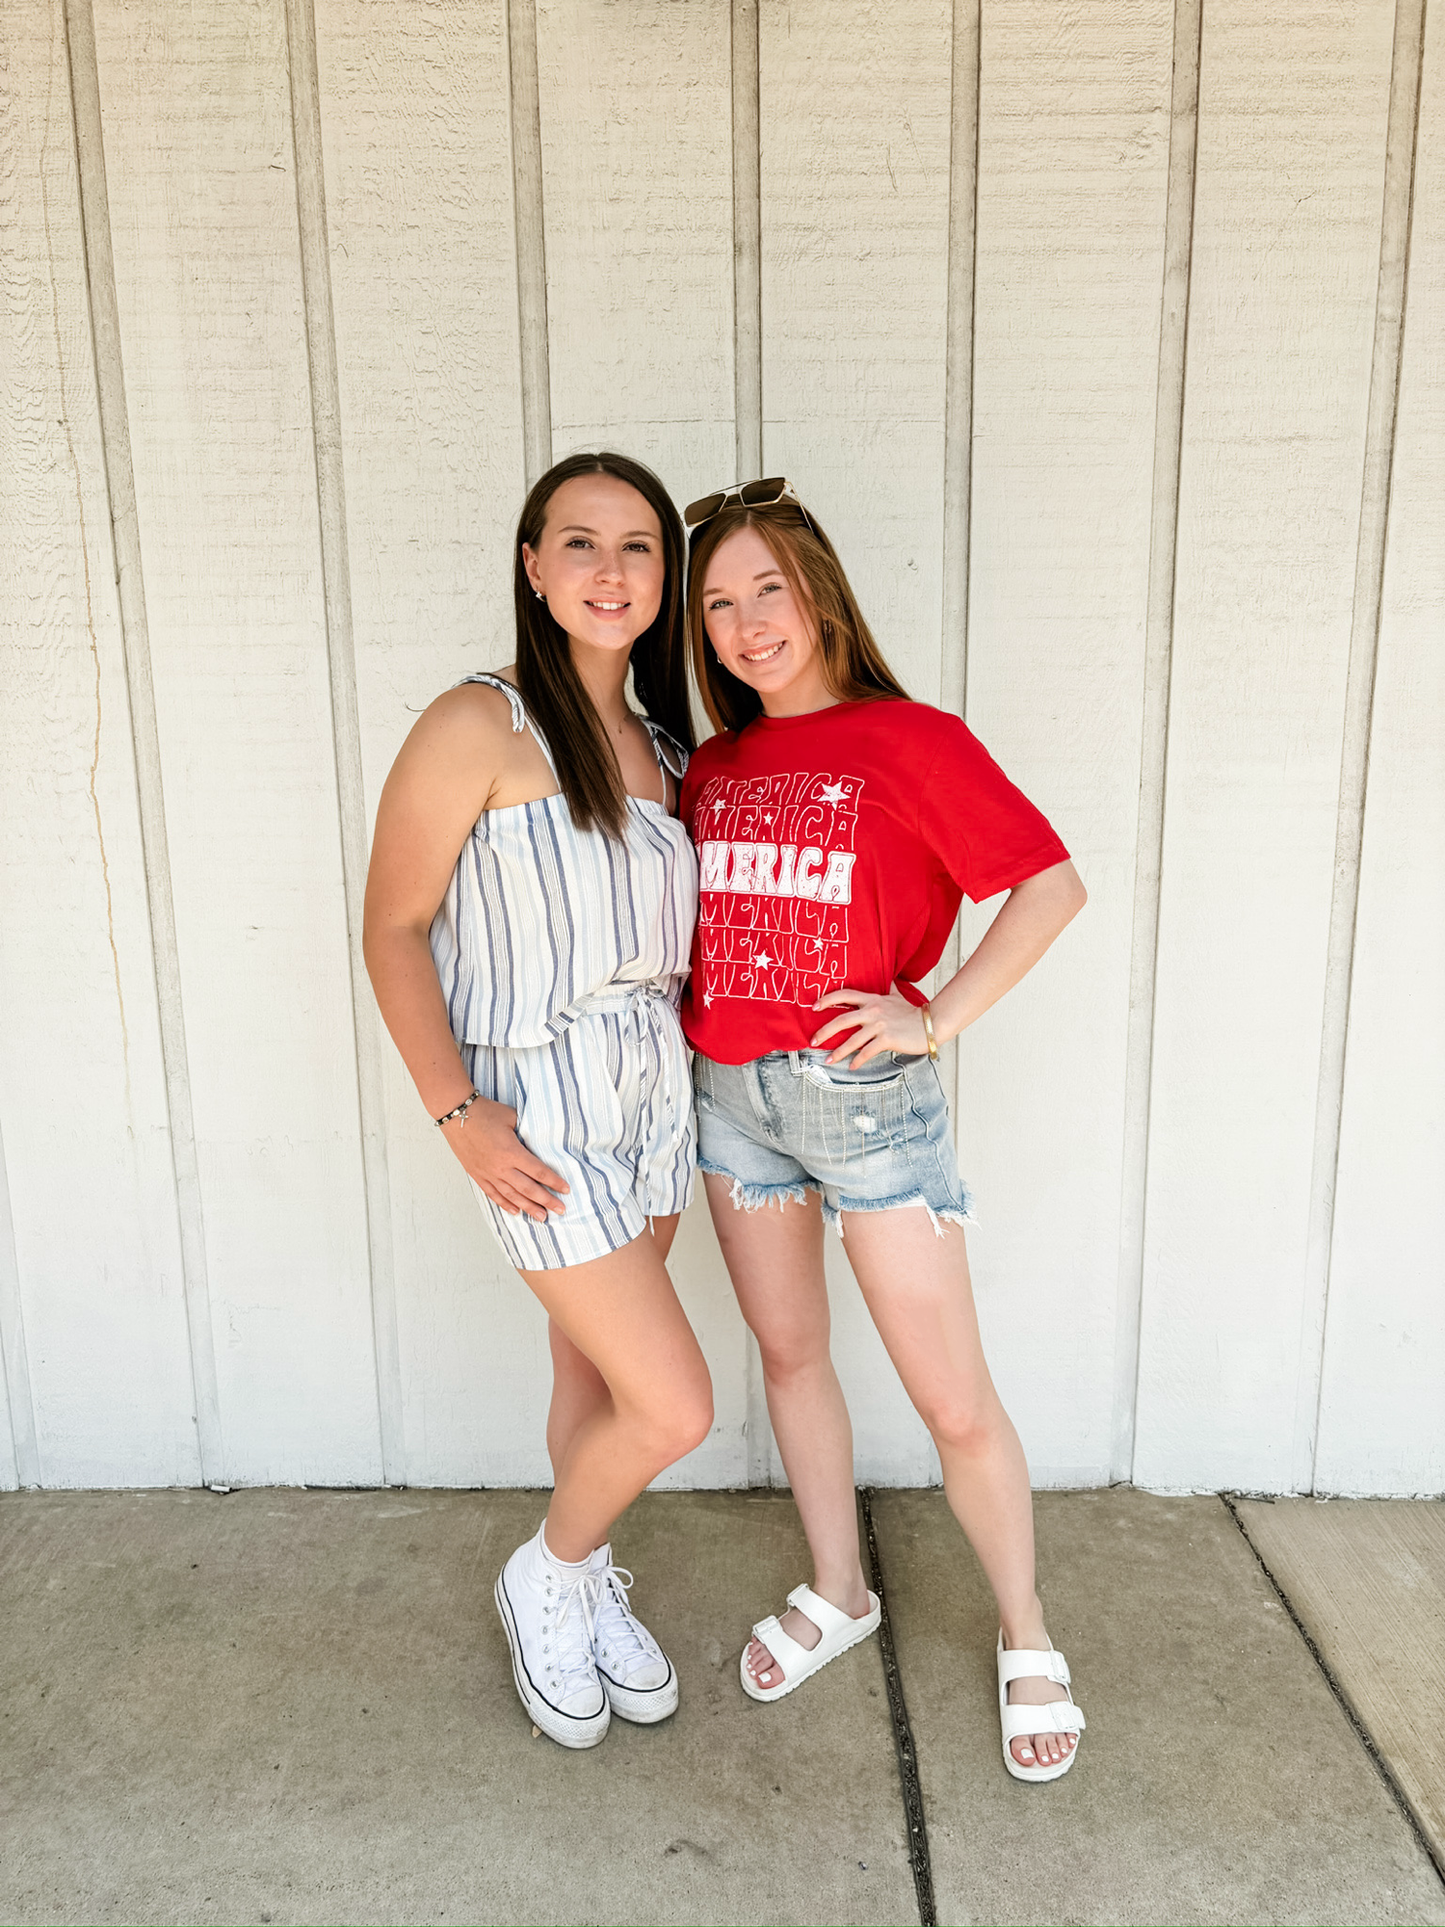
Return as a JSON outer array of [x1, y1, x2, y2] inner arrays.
[[915, 715, 1069, 901]]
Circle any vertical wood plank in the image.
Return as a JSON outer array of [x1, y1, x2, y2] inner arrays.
[[958, 0, 1177, 1486], [1316, 8, 1444, 1498], [91, 0, 381, 1484], [1114, 0, 1202, 1481], [759, 0, 955, 1465], [1135, 0, 1397, 1492], [0, 0, 198, 1485], [532, 0, 747, 1483], [65, 0, 225, 1480], [1296, 0, 1427, 1488], [314, 0, 571, 1486], [760, 0, 953, 701], [284, 0, 403, 1483], [537, 0, 736, 510]]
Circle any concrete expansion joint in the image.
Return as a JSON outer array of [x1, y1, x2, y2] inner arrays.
[[861, 1485, 937, 1927], [1221, 1494, 1445, 1893]]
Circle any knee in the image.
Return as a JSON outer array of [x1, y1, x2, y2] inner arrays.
[[919, 1395, 999, 1458], [636, 1380, 713, 1470], [670, 1381, 714, 1458], [753, 1326, 830, 1389]]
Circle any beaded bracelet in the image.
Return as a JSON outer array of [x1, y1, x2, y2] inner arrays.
[[920, 1003, 939, 1062], [434, 1090, 482, 1129]]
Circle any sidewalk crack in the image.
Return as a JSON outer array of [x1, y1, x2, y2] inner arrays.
[[861, 1487, 936, 1926], [1222, 1494, 1445, 1891]]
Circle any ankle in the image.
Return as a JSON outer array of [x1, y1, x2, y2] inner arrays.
[[812, 1567, 871, 1619], [1000, 1597, 1048, 1652], [539, 1522, 594, 1570]]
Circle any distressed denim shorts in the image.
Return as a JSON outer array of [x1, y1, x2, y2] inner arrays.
[[693, 1049, 976, 1238]]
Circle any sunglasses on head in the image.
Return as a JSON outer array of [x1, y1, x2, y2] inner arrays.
[[683, 476, 815, 534]]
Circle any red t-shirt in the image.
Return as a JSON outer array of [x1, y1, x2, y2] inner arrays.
[[679, 698, 1069, 1064]]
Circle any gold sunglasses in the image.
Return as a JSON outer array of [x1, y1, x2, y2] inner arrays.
[[684, 476, 815, 534]]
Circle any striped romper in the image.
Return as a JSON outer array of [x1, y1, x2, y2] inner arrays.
[[430, 675, 699, 1270]]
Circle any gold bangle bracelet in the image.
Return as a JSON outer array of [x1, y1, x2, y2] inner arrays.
[[920, 1002, 939, 1061]]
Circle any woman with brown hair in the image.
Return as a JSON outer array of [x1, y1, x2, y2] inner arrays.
[[679, 479, 1089, 1781], [364, 451, 709, 1751]]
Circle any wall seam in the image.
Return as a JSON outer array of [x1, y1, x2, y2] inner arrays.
[[939, 0, 980, 727], [1113, 0, 1202, 1485], [283, 0, 405, 1487], [507, 0, 551, 485], [62, 0, 224, 1484], [1296, 0, 1427, 1494], [731, 0, 762, 481], [939, 0, 981, 1145]]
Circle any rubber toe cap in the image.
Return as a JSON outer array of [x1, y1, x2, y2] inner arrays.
[[617, 1656, 670, 1691], [558, 1683, 606, 1719]]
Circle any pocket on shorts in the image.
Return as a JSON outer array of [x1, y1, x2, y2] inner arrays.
[[798, 1052, 911, 1091]]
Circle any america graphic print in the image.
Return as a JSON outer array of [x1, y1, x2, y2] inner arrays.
[[692, 771, 864, 1006]]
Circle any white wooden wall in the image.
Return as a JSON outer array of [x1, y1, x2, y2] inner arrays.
[[2, 0, 1440, 1496]]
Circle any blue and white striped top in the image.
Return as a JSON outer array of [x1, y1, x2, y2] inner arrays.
[[430, 675, 699, 1049]]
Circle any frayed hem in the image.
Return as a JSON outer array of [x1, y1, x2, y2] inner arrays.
[[831, 1191, 978, 1240], [698, 1158, 817, 1216]]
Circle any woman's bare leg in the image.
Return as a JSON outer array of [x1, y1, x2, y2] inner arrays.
[[840, 1207, 1075, 1771], [545, 1215, 680, 1481], [702, 1177, 871, 1688], [522, 1217, 709, 1563]]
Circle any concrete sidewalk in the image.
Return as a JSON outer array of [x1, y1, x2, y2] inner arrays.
[[1, 1487, 1441, 1927]]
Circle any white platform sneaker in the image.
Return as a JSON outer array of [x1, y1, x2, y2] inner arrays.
[[586, 1544, 678, 1724], [494, 1526, 610, 1749]]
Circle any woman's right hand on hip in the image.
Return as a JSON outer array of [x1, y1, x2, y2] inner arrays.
[[441, 1099, 569, 1219]]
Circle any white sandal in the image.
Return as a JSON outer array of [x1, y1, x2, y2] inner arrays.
[[740, 1582, 881, 1703], [997, 1631, 1086, 1782]]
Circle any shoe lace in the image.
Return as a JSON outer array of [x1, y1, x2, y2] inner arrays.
[[544, 1570, 599, 1689], [588, 1563, 657, 1666]]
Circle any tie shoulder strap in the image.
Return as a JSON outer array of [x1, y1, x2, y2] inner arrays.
[[455, 673, 558, 776]]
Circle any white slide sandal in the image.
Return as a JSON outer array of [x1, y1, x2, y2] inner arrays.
[[997, 1631, 1086, 1782], [740, 1582, 882, 1703]]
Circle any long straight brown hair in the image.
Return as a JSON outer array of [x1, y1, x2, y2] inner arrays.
[[514, 451, 693, 838], [686, 499, 909, 734]]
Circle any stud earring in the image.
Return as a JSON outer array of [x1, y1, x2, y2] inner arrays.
[[533, 588, 545, 602]]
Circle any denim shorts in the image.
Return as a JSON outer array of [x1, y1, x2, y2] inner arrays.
[[693, 1049, 976, 1238]]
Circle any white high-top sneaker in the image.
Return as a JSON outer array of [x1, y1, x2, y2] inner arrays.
[[586, 1544, 678, 1724], [494, 1526, 609, 1748]]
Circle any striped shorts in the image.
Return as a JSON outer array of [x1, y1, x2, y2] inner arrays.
[[461, 984, 695, 1271]]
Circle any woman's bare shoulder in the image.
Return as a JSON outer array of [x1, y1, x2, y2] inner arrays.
[[395, 668, 558, 814], [424, 671, 519, 726], [378, 673, 510, 799]]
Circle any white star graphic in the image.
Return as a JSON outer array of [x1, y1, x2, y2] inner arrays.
[[817, 781, 851, 806], [751, 950, 775, 971], [703, 989, 713, 1007], [711, 799, 726, 816], [810, 937, 825, 952]]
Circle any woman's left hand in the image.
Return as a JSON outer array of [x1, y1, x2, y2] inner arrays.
[[811, 986, 930, 1067]]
